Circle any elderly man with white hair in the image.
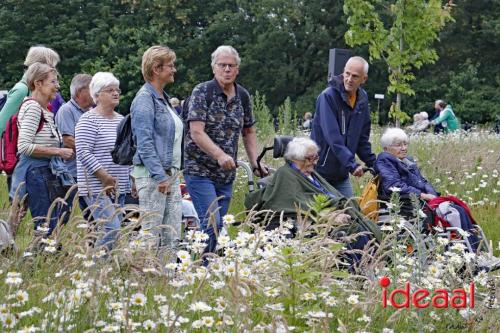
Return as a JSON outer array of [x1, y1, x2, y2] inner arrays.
[[75, 72, 130, 250], [184, 45, 268, 255]]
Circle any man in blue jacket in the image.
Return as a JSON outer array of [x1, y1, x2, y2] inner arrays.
[[310, 56, 376, 197]]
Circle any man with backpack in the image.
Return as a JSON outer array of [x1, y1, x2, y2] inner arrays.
[[183, 45, 268, 256]]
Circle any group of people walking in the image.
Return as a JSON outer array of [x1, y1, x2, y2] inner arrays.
[[1, 44, 267, 257], [0, 45, 479, 268]]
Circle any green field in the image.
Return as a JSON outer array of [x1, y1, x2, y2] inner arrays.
[[1, 129, 499, 332]]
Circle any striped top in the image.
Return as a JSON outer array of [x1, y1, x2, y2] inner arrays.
[[75, 109, 130, 196], [17, 98, 62, 156]]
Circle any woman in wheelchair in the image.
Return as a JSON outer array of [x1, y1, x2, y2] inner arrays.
[[375, 128, 438, 218], [374, 128, 500, 270], [245, 137, 381, 268]]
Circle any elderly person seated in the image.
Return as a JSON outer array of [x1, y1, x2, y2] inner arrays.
[[375, 128, 438, 207], [415, 112, 430, 132], [408, 112, 430, 133], [245, 137, 381, 266], [375, 128, 490, 252]]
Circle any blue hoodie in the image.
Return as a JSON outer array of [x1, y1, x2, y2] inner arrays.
[[310, 75, 375, 182]]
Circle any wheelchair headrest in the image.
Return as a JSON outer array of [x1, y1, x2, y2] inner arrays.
[[273, 136, 294, 158]]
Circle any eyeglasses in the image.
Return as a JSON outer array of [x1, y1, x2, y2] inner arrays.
[[161, 63, 176, 70], [390, 142, 409, 148], [304, 154, 319, 162], [216, 63, 238, 70], [101, 88, 121, 94], [43, 79, 59, 86]]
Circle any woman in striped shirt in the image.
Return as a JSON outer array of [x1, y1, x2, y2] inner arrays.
[[75, 72, 130, 250], [10, 63, 74, 236]]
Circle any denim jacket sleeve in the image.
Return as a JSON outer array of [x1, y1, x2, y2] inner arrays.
[[131, 92, 167, 183]]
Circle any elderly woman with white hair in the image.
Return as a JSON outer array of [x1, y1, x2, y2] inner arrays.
[[374, 128, 500, 266], [75, 72, 130, 250], [375, 128, 438, 205], [245, 137, 381, 267]]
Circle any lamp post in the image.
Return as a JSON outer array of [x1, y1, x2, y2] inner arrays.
[[374, 93, 384, 117]]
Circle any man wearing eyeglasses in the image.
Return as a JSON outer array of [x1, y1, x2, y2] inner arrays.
[[310, 56, 376, 198], [184, 45, 268, 256]]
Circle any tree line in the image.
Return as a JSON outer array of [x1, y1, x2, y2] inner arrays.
[[0, 0, 498, 123]]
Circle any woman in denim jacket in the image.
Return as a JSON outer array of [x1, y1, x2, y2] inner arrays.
[[130, 45, 184, 255]]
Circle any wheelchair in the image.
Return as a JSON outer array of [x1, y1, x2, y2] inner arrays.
[[239, 136, 494, 260]]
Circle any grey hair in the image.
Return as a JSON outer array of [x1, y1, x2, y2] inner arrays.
[[89, 72, 120, 103], [24, 45, 60, 68], [346, 56, 369, 75], [170, 97, 180, 107], [380, 128, 409, 148], [211, 45, 241, 68], [284, 137, 319, 161], [419, 111, 429, 119], [435, 99, 447, 108], [70, 74, 92, 99]]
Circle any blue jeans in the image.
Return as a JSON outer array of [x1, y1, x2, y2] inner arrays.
[[84, 194, 125, 251], [330, 177, 354, 198], [26, 166, 73, 237], [184, 175, 233, 254]]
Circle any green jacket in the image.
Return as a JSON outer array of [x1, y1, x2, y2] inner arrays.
[[433, 105, 459, 132], [0, 74, 29, 134], [245, 163, 381, 241]]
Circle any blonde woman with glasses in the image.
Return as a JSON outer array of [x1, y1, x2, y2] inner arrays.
[[130, 45, 183, 255]]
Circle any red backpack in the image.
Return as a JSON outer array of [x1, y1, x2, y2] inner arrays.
[[0, 98, 45, 174]]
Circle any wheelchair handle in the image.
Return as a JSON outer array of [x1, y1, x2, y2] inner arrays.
[[362, 167, 376, 175]]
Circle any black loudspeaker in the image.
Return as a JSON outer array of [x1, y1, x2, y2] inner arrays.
[[328, 48, 352, 81]]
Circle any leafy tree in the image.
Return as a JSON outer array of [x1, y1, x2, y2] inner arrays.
[[252, 91, 275, 142], [406, 0, 500, 123], [343, 0, 453, 125], [277, 97, 298, 135]]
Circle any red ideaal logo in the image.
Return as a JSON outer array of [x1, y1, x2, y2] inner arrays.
[[380, 276, 475, 309]]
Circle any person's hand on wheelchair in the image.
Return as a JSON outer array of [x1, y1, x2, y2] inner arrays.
[[252, 163, 270, 177]]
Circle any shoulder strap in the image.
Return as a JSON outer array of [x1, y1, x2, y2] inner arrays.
[[18, 98, 47, 133]]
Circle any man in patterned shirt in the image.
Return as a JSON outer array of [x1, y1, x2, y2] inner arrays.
[[184, 45, 267, 255]]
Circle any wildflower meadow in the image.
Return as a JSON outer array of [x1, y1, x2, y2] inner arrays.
[[1, 128, 499, 333]]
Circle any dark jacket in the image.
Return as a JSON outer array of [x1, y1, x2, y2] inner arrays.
[[374, 151, 438, 200], [310, 75, 375, 183]]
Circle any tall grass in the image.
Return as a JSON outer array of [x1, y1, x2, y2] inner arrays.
[[1, 128, 499, 332]]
